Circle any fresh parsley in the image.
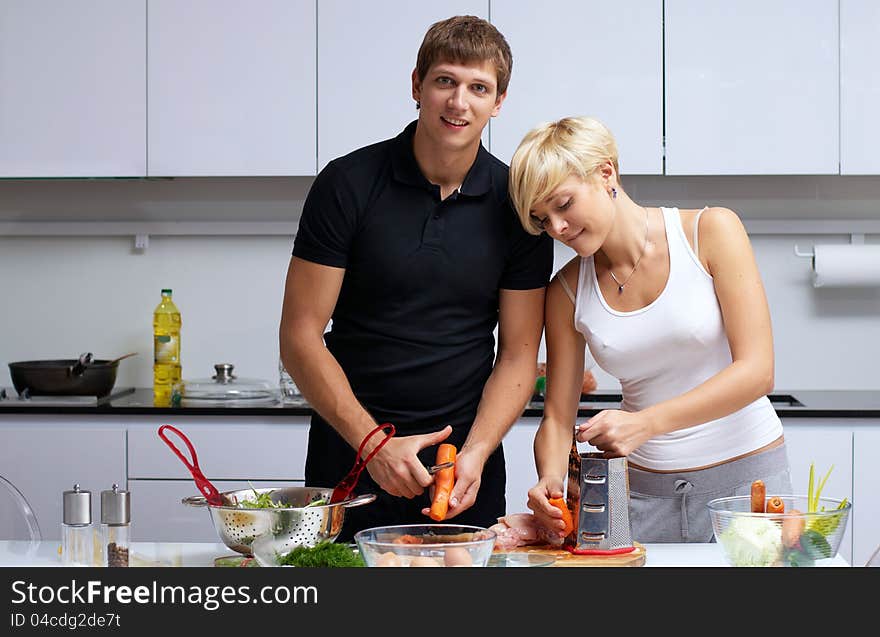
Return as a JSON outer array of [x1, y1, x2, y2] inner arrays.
[[277, 541, 365, 567]]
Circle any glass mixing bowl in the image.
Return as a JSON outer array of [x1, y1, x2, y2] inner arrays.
[[707, 495, 851, 567], [354, 524, 496, 567]]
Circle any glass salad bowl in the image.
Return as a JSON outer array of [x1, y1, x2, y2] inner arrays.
[[707, 495, 851, 567], [354, 524, 496, 567]]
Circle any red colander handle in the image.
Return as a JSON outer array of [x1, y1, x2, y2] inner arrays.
[[157, 424, 223, 506], [330, 423, 396, 504]]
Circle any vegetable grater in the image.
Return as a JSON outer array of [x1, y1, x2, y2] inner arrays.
[[564, 443, 634, 552]]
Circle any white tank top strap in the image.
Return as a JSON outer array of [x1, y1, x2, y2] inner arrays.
[[556, 271, 577, 305], [693, 206, 709, 259]]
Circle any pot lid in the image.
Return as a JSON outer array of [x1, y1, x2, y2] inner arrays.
[[174, 364, 278, 405]]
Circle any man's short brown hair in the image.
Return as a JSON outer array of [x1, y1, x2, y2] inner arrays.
[[415, 15, 512, 95]]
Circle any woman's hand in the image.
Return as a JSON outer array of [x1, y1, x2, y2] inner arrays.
[[526, 477, 568, 538], [576, 409, 655, 457]]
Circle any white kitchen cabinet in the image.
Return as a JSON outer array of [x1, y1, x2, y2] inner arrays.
[[781, 420, 853, 563], [147, 0, 316, 176], [127, 417, 310, 480], [503, 418, 539, 514], [665, 0, 839, 175], [489, 1, 663, 173], [840, 0, 880, 174], [0, 0, 146, 177], [317, 0, 488, 171], [853, 428, 880, 566], [0, 426, 125, 542]]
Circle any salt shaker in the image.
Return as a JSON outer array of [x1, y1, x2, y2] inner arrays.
[[62, 484, 93, 566], [100, 484, 131, 567]]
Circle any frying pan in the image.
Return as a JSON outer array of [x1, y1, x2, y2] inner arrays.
[[8, 352, 137, 397]]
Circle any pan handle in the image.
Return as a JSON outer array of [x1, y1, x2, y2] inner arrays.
[[341, 493, 377, 508], [69, 352, 93, 377], [182, 495, 209, 507]]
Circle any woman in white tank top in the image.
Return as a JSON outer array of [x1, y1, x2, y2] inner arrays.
[[507, 117, 791, 543]]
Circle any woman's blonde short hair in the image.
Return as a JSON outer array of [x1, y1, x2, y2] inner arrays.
[[509, 116, 619, 235]]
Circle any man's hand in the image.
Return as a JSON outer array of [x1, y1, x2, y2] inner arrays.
[[365, 426, 453, 498], [419, 445, 485, 519]]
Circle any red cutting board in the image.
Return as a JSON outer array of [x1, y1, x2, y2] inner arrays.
[[501, 542, 646, 567]]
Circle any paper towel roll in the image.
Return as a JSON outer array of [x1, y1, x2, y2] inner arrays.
[[812, 244, 880, 287]]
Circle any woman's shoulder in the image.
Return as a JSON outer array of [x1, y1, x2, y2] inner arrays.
[[556, 255, 581, 285], [548, 255, 582, 305], [680, 206, 746, 240]]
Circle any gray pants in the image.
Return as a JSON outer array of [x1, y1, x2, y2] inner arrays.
[[628, 444, 792, 543]]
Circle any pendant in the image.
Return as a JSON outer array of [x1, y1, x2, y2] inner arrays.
[[618, 285, 624, 293]]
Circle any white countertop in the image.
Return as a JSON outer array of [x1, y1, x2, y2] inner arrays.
[[0, 540, 850, 568]]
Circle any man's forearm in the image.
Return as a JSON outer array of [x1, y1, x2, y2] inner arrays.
[[283, 334, 378, 451]]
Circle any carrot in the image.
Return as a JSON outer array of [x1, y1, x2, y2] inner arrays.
[[750, 479, 766, 513], [765, 496, 785, 514], [781, 509, 805, 548], [429, 443, 456, 521], [548, 496, 575, 537]]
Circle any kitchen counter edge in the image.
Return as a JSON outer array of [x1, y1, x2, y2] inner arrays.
[[0, 389, 877, 417]]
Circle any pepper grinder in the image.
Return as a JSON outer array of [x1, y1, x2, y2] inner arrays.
[[100, 484, 131, 567], [61, 484, 93, 566]]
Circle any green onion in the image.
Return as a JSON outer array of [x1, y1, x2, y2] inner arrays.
[[814, 465, 833, 512], [807, 463, 815, 512]]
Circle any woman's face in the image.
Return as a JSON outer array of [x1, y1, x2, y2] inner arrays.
[[529, 174, 615, 256]]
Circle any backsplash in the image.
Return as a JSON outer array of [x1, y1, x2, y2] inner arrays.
[[0, 176, 878, 391]]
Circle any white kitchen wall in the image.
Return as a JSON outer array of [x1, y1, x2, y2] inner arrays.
[[0, 175, 878, 391]]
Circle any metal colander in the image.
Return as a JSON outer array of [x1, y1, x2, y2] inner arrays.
[[183, 486, 375, 555]]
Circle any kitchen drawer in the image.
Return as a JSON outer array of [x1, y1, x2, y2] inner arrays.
[[128, 421, 309, 480], [129, 479, 302, 543]]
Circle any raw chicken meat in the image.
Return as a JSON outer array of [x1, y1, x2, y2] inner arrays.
[[490, 512, 564, 550]]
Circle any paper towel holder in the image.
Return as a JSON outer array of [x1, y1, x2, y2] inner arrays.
[[794, 233, 866, 258]]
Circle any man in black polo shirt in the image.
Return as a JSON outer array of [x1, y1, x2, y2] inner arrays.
[[280, 15, 552, 541]]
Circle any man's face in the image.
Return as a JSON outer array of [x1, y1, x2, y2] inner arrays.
[[412, 60, 506, 153]]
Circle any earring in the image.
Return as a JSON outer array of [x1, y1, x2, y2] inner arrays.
[[415, 101, 420, 110], [611, 187, 617, 199]]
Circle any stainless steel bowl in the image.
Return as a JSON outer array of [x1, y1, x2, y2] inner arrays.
[[183, 486, 375, 555]]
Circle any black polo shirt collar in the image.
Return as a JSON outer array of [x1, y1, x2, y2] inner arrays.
[[390, 120, 493, 197]]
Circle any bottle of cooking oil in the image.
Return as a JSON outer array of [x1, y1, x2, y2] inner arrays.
[[153, 288, 181, 406]]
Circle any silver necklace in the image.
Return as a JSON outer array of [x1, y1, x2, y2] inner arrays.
[[609, 207, 650, 294]]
